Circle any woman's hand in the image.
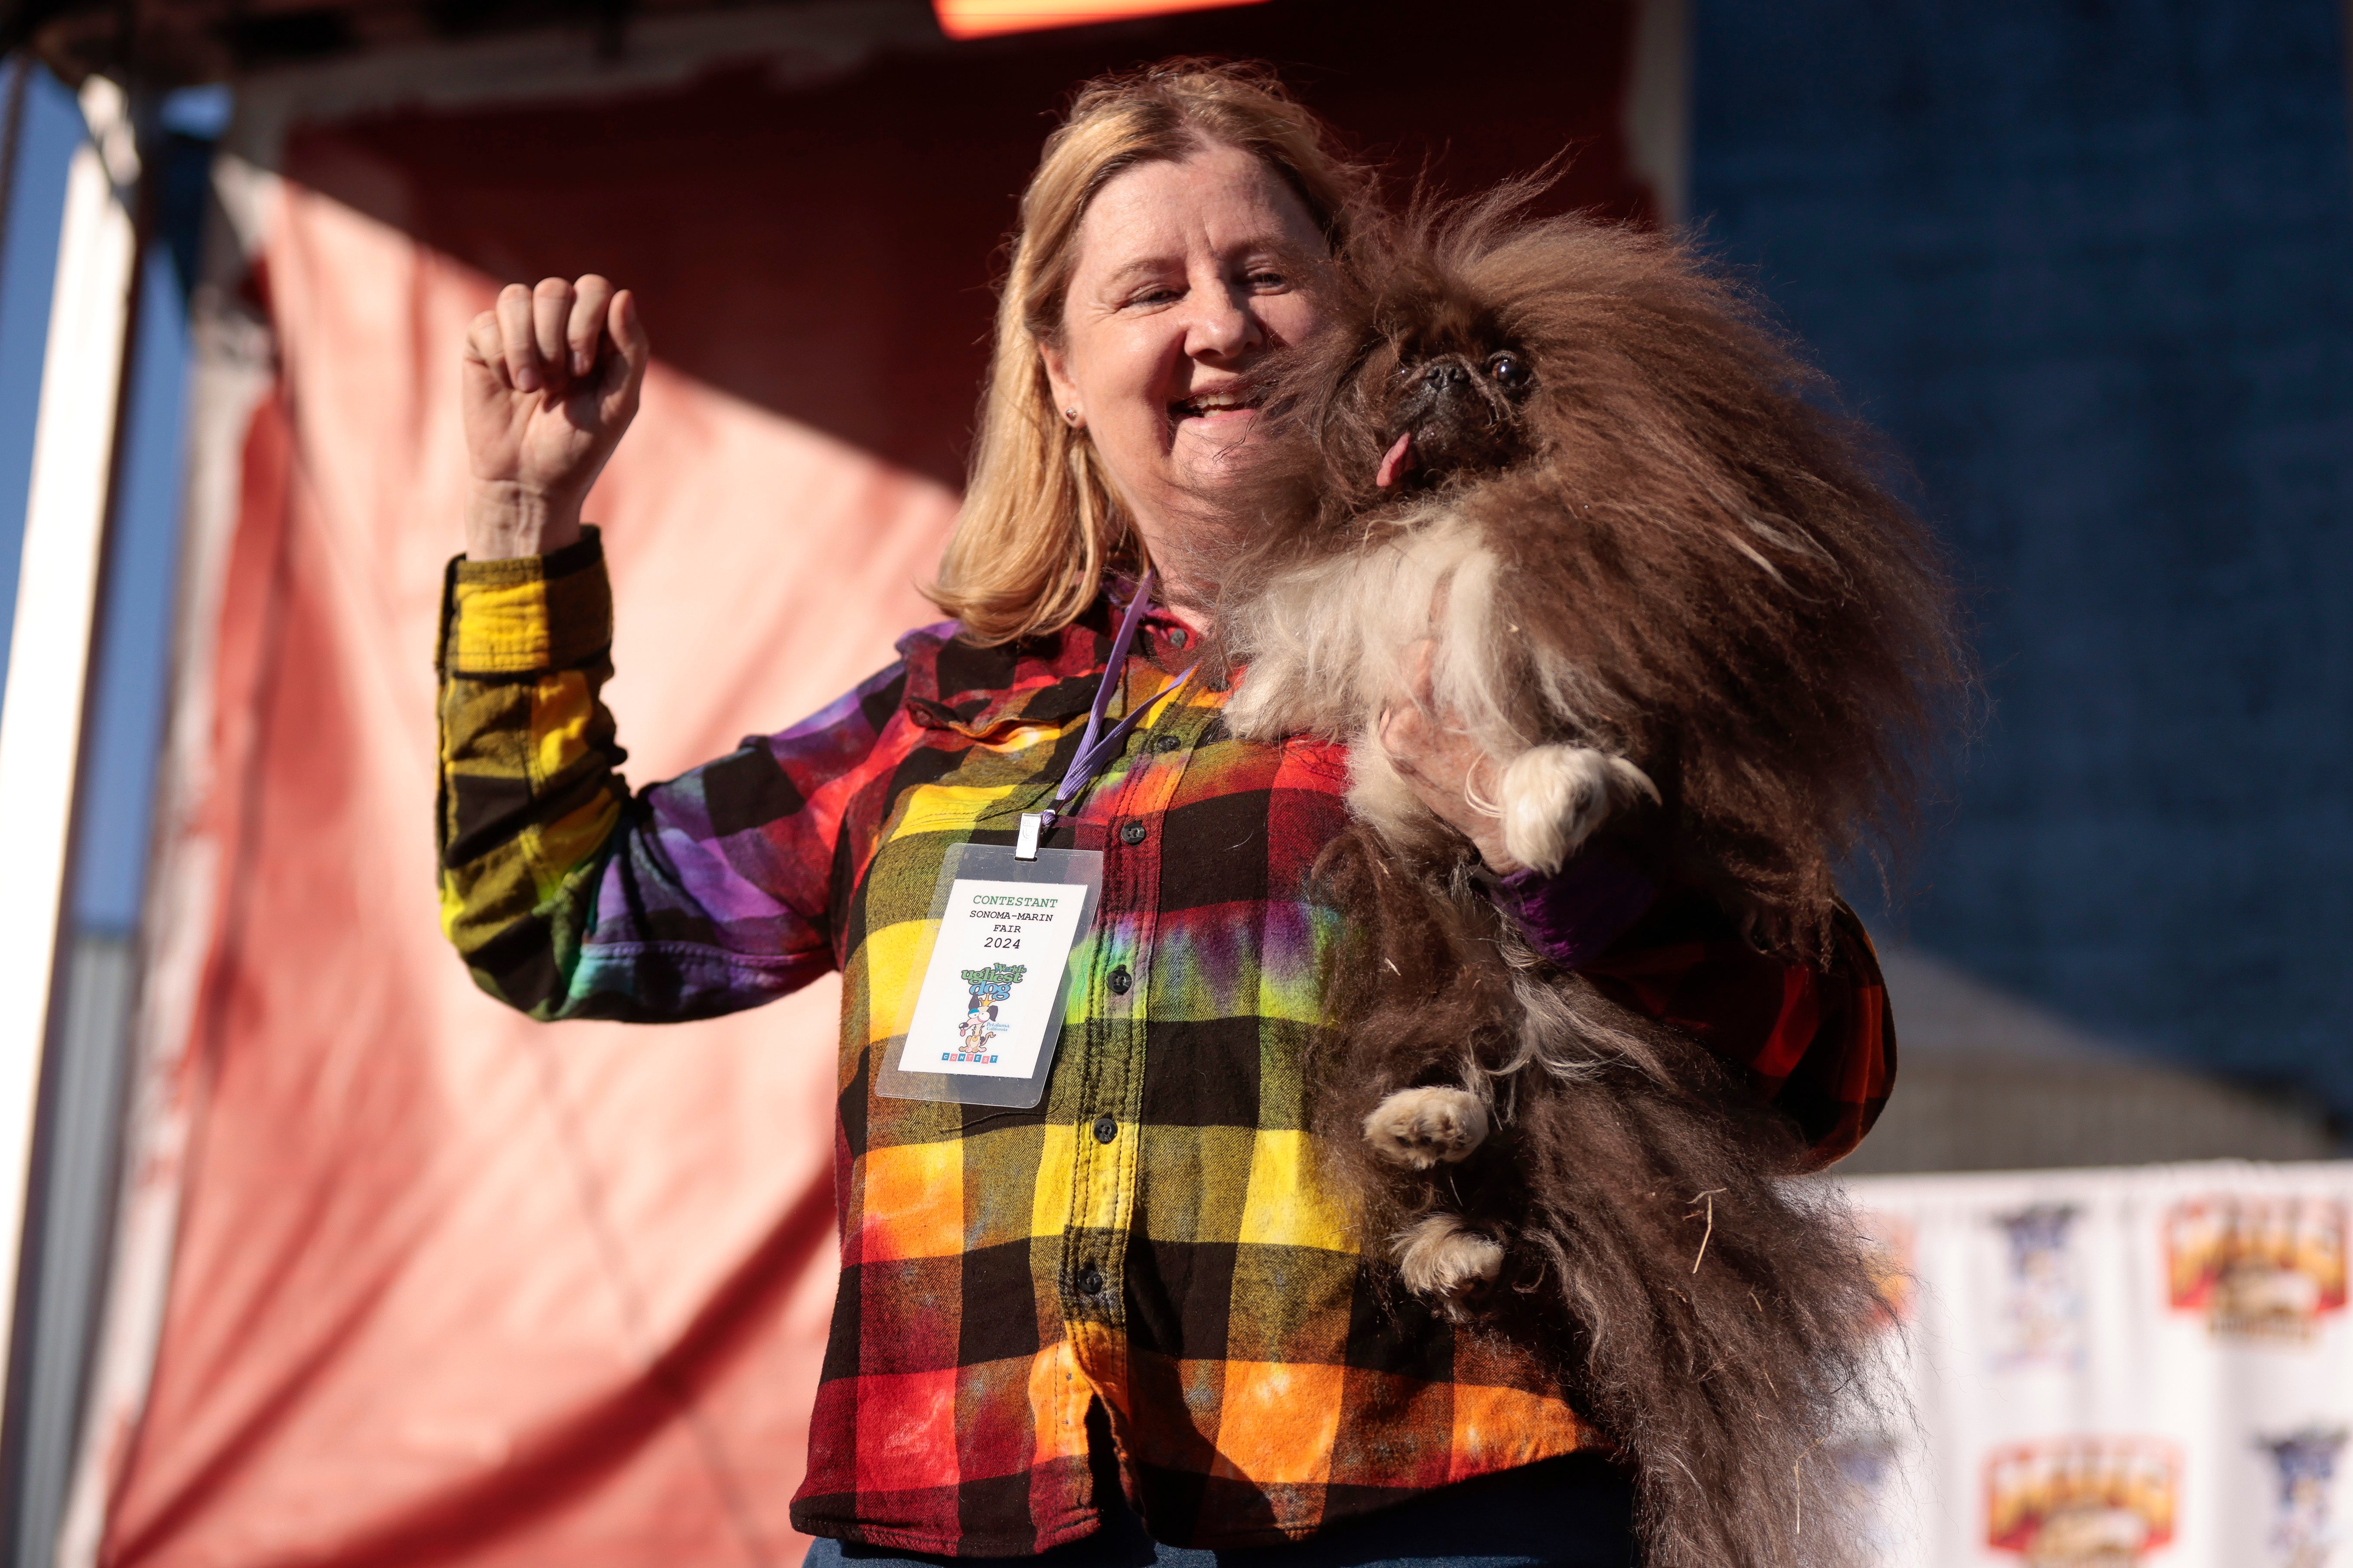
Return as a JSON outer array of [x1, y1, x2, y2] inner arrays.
[[1377, 640, 1522, 873], [461, 275, 650, 560]]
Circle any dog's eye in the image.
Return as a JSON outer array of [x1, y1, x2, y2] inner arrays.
[[1487, 352, 1526, 386]]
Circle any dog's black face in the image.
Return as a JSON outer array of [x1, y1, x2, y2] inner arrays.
[[1372, 303, 1538, 489]]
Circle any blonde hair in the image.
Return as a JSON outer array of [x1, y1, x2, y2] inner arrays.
[[929, 59, 1376, 645]]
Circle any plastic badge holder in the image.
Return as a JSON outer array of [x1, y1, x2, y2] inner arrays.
[[874, 838, 1105, 1109], [875, 573, 1173, 1110]]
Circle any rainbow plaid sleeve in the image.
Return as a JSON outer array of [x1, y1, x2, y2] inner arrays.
[[435, 529, 898, 1020]]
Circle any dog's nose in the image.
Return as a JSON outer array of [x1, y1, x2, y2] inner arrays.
[[1424, 361, 1470, 393]]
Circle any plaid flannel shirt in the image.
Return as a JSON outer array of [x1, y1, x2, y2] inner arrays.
[[435, 530, 1894, 1555]]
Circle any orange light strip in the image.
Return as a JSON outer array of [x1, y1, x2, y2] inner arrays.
[[933, 0, 1269, 41]]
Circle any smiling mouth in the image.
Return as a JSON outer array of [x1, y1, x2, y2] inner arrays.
[[1170, 388, 1261, 423]]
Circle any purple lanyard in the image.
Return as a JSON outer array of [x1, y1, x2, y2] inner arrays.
[[1016, 570, 1196, 859]]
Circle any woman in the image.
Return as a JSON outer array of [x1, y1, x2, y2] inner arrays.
[[440, 62, 1893, 1568]]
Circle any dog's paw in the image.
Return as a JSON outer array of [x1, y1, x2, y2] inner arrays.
[[1395, 1213, 1505, 1312], [1498, 745, 1659, 873], [1362, 1087, 1491, 1170]]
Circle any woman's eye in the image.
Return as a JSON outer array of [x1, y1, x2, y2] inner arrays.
[[1488, 352, 1525, 384]]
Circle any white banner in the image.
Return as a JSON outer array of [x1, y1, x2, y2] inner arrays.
[[1838, 1160, 2352, 1568]]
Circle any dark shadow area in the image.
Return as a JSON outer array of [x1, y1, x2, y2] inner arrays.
[[1694, 0, 2353, 1117]]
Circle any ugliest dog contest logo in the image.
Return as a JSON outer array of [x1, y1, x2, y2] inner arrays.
[[947, 962, 1027, 1067], [2167, 1196, 2347, 1345], [2261, 1426, 2349, 1568], [1985, 1438, 2179, 1568], [1994, 1203, 2086, 1370]]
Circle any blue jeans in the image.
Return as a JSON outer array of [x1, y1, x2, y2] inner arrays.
[[802, 1450, 1639, 1568]]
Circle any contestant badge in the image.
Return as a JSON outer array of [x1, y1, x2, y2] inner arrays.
[[880, 848, 1103, 1109]]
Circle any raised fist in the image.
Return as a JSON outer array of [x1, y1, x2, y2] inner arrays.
[[460, 274, 649, 559]]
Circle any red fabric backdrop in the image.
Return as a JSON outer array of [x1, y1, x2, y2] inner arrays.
[[85, 8, 1650, 1564]]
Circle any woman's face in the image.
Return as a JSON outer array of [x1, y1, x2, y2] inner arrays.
[[1040, 141, 1330, 593]]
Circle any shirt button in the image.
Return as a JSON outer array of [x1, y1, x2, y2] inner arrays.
[[1075, 1263, 1105, 1297], [1093, 1114, 1118, 1144], [1166, 628, 1189, 650], [1121, 820, 1147, 845], [1153, 733, 1182, 754], [1107, 966, 1132, 995]]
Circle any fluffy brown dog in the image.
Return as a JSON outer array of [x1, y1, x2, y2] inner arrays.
[[1209, 195, 1959, 1568]]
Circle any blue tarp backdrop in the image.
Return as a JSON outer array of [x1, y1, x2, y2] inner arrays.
[[1694, 0, 2353, 1115]]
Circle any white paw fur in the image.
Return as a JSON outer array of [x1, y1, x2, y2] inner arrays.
[[1395, 1213, 1505, 1304], [1363, 1087, 1491, 1170], [1498, 744, 1658, 874]]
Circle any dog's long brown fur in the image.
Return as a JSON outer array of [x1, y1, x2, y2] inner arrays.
[[1207, 194, 1959, 1568], [1309, 830, 1893, 1568]]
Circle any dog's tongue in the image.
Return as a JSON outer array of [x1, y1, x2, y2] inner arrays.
[[1375, 431, 1415, 489]]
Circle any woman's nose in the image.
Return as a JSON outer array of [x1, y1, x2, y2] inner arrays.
[[1185, 286, 1263, 360]]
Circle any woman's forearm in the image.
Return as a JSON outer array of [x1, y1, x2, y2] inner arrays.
[[436, 528, 906, 1023]]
